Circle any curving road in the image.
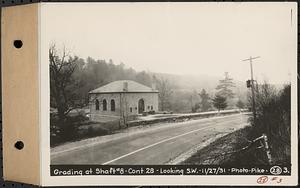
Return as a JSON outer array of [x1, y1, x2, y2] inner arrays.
[[51, 113, 249, 165]]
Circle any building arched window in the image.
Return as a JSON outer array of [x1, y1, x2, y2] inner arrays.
[[111, 99, 115, 111], [103, 99, 107, 111], [95, 99, 100, 110]]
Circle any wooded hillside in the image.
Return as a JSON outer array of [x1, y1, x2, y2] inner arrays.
[[50, 47, 248, 113]]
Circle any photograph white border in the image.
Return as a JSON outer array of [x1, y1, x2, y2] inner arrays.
[[39, 2, 298, 186]]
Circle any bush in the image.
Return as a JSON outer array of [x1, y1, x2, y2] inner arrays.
[[50, 113, 88, 147], [251, 84, 291, 164], [148, 110, 156, 115], [85, 125, 110, 137]]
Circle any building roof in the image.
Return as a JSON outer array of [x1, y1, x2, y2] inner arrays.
[[89, 80, 159, 94]]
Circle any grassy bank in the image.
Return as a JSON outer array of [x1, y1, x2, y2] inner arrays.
[[181, 126, 275, 165]]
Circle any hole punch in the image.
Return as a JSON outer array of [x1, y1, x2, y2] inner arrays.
[[14, 141, 24, 150], [13, 40, 23, 48]]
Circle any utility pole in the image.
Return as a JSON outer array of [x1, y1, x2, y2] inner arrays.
[[242, 56, 260, 126]]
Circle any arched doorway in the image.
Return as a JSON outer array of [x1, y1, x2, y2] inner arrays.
[[138, 99, 145, 114]]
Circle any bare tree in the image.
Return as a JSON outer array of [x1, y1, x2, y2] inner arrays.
[[199, 89, 211, 112], [49, 44, 79, 126], [155, 77, 173, 111]]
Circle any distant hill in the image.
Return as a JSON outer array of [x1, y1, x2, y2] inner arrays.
[[153, 72, 248, 97]]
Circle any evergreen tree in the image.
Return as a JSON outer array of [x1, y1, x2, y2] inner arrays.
[[212, 95, 227, 111], [215, 72, 235, 99], [199, 89, 211, 112], [236, 99, 245, 110]]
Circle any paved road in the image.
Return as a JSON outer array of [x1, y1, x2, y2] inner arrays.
[[51, 113, 249, 165]]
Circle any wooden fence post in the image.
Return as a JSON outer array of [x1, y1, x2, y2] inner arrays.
[[262, 134, 273, 164]]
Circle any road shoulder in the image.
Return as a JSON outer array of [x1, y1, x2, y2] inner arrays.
[[180, 125, 253, 165]]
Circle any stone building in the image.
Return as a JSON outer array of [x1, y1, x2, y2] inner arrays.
[[89, 80, 159, 122]]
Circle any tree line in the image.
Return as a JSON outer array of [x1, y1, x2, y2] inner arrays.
[[50, 45, 246, 123]]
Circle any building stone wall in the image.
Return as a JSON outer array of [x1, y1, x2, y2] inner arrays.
[[89, 92, 158, 122], [123, 93, 159, 115]]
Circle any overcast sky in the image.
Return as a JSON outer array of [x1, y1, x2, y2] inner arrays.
[[42, 2, 297, 84]]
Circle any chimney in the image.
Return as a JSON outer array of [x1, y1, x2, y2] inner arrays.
[[151, 83, 156, 91], [123, 81, 128, 92]]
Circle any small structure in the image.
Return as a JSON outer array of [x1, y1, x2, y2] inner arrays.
[[89, 80, 159, 123]]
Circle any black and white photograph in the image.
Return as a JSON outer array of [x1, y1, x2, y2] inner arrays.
[[45, 2, 296, 181]]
